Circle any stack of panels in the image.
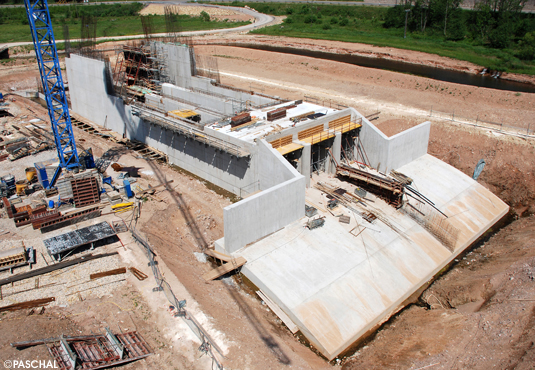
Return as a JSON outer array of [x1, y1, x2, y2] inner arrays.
[[56, 177, 73, 200], [267, 108, 287, 122], [43, 221, 116, 257], [0, 247, 27, 268], [2, 197, 14, 218], [14, 205, 47, 227], [56, 169, 99, 200], [31, 210, 60, 229], [32, 206, 100, 232], [71, 177, 100, 208], [230, 113, 251, 127]]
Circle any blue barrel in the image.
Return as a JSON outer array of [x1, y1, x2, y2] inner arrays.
[[48, 200, 54, 209]]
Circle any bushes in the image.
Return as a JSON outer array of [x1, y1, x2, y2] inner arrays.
[[200, 11, 210, 22], [517, 32, 535, 60]]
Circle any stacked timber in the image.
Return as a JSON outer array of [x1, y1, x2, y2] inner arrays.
[[267, 107, 287, 121], [230, 113, 251, 127]]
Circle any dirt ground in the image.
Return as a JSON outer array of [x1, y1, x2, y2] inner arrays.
[[1, 32, 535, 370], [139, 4, 255, 23]]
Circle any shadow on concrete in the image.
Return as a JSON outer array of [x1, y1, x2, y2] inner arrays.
[[150, 122, 250, 181], [142, 157, 291, 366]]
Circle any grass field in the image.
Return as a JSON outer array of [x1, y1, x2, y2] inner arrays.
[[0, 17, 250, 44], [0, 3, 249, 44]]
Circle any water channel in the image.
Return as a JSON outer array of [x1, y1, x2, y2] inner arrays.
[[225, 43, 535, 94]]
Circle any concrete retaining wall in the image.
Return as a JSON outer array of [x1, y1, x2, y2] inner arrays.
[[358, 114, 430, 173], [223, 140, 305, 254], [162, 83, 241, 117], [66, 54, 260, 196], [156, 42, 274, 107]]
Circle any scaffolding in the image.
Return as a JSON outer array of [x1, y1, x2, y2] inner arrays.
[[112, 41, 167, 100]]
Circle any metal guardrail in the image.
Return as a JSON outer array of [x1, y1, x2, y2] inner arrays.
[[429, 107, 534, 137], [131, 227, 224, 370], [304, 95, 348, 110]]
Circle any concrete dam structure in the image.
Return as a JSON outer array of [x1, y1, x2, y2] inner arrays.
[[65, 41, 509, 360]]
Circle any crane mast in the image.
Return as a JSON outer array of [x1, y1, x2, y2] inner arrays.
[[24, 0, 79, 187]]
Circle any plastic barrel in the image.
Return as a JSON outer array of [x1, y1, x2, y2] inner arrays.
[[48, 200, 54, 209]]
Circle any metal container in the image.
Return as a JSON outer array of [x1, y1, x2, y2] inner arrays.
[[3, 174, 15, 189], [25, 167, 36, 182], [15, 180, 28, 195]]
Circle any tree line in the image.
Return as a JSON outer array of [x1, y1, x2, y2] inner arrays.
[[384, 0, 535, 59]]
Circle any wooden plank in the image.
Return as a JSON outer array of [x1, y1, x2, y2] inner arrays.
[[202, 257, 247, 281], [204, 249, 232, 262], [297, 124, 323, 140], [0, 297, 55, 313], [12, 335, 101, 349], [90, 267, 126, 280], [328, 115, 351, 129], [0, 252, 118, 286], [269, 135, 292, 149], [256, 290, 299, 334]]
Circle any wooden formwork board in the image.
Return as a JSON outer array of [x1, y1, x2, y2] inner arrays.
[[298, 124, 324, 140], [202, 256, 247, 281], [328, 115, 351, 130], [269, 135, 293, 149]]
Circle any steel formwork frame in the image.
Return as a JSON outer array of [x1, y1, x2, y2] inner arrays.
[[24, 0, 79, 186]]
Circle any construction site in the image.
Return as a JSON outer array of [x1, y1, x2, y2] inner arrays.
[[0, 2, 535, 370]]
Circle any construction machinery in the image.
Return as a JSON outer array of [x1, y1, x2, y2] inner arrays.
[[23, 0, 80, 187]]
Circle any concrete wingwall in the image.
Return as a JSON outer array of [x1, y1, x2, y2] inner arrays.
[[358, 113, 430, 173], [155, 42, 275, 107], [66, 54, 134, 136], [222, 140, 305, 254]]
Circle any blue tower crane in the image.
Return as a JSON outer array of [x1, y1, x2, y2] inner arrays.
[[24, 0, 80, 187]]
